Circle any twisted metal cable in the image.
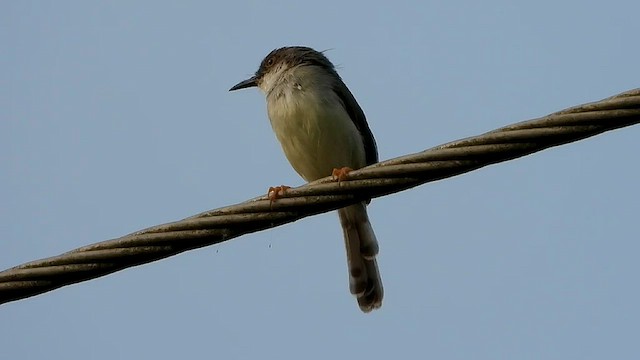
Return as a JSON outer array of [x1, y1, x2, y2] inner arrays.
[[1, 89, 638, 305]]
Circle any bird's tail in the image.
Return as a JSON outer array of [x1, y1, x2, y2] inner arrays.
[[338, 202, 383, 312]]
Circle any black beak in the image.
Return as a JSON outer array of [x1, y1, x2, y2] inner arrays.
[[229, 76, 258, 91]]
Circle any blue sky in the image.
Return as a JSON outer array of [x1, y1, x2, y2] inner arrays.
[[2, 1, 639, 359]]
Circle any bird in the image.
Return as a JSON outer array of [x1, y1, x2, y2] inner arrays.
[[229, 46, 382, 312]]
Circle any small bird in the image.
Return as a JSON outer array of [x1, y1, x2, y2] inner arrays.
[[229, 46, 382, 312]]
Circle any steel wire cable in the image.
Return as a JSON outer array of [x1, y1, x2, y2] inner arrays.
[[1, 88, 638, 305]]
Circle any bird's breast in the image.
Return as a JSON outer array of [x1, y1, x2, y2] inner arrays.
[[267, 85, 366, 182]]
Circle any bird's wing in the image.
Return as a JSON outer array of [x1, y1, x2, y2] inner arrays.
[[332, 80, 378, 166]]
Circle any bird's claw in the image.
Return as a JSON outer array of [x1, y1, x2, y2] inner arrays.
[[332, 167, 353, 182], [268, 185, 291, 203]]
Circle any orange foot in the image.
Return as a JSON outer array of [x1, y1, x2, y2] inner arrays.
[[268, 185, 291, 203], [332, 167, 353, 182]]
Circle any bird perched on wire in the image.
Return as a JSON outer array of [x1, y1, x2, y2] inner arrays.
[[229, 46, 382, 312]]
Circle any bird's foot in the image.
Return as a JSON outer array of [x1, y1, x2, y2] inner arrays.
[[332, 167, 353, 182], [267, 185, 291, 203]]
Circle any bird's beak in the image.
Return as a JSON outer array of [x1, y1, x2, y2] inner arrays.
[[229, 76, 258, 91]]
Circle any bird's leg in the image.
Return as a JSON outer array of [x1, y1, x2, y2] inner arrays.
[[267, 185, 291, 203], [332, 167, 353, 182]]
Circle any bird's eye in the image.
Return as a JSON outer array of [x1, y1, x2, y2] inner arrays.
[[267, 58, 274, 66]]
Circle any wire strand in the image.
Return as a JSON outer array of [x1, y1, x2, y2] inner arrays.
[[1, 89, 638, 305]]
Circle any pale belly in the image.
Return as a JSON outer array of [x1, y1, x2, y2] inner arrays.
[[267, 89, 367, 182]]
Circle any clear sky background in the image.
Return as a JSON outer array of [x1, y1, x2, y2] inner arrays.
[[2, 1, 639, 359]]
